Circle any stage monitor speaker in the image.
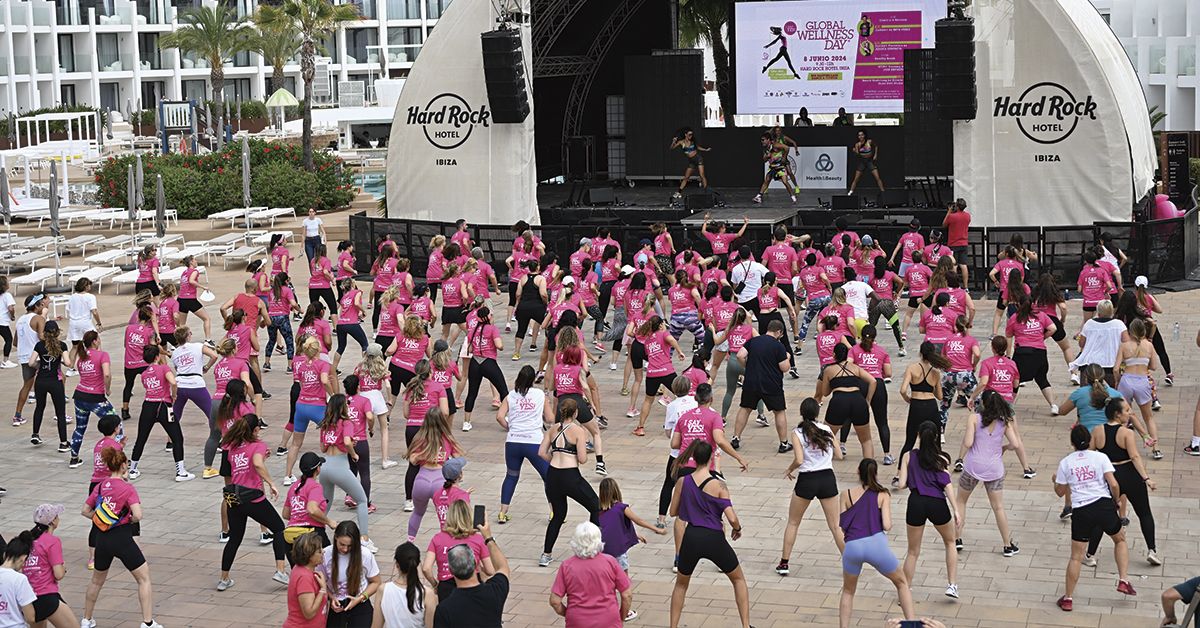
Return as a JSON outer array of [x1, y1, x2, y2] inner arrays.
[[878, 189, 909, 208], [587, 187, 615, 206], [684, 192, 714, 210], [480, 29, 530, 123], [934, 18, 976, 120], [832, 195, 861, 210]]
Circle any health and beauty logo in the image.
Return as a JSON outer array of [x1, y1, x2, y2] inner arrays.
[[814, 153, 835, 172], [407, 93, 491, 150], [993, 82, 1097, 145]]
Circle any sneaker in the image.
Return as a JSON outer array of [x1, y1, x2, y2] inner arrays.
[[218, 532, 230, 543], [128, 469, 141, 480], [259, 532, 274, 545], [752, 194, 762, 204], [945, 583, 959, 599], [204, 339, 217, 349], [26, 392, 34, 403], [755, 413, 769, 427], [898, 347, 907, 357], [891, 476, 900, 488], [1060, 506, 1073, 520], [58, 441, 70, 453], [121, 408, 130, 421], [672, 557, 679, 573], [282, 475, 296, 486], [592, 341, 606, 353], [1185, 445, 1200, 456], [511, 353, 520, 361], [620, 386, 629, 396], [505, 323, 512, 333], [86, 560, 94, 571], [778, 441, 794, 454], [1116, 579, 1137, 596], [955, 538, 963, 552], [69, 457, 84, 468], [362, 539, 379, 554], [529, 343, 538, 351], [624, 609, 639, 622], [345, 495, 357, 509], [0, 361, 15, 369], [730, 436, 740, 450], [275, 447, 288, 457], [202, 467, 219, 479], [954, 459, 963, 473], [163, 442, 173, 452], [882, 454, 895, 466], [535, 370, 545, 384], [1049, 404, 1059, 416], [787, 368, 800, 380], [609, 363, 617, 371], [462, 421, 473, 432], [625, 409, 640, 418], [1056, 595, 1073, 612], [955, 395, 969, 407], [1152, 448, 1164, 460], [597, 415, 609, 429], [656, 397, 669, 408], [595, 461, 608, 476], [538, 553, 553, 567], [272, 570, 290, 585], [1002, 543, 1019, 557], [367, 502, 377, 514], [840, 444, 847, 457], [30, 435, 43, 446], [262, 362, 272, 372], [403, 499, 414, 512], [1023, 468, 1037, 479], [1147, 549, 1162, 565], [216, 578, 235, 591], [1082, 554, 1097, 567], [672, 192, 682, 199], [775, 559, 790, 575], [1152, 399, 1162, 412], [1119, 516, 1130, 527], [286, 366, 293, 374], [1070, 371, 1080, 385], [381, 459, 398, 470], [11, 416, 25, 427], [1165, 373, 1174, 387], [261, 391, 272, 400], [175, 471, 195, 482], [654, 520, 666, 530]]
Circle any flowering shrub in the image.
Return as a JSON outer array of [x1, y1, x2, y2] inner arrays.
[[94, 139, 355, 218]]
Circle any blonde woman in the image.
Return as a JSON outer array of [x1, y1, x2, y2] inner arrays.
[[406, 408, 461, 541], [373, 286, 404, 354], [422, 500, 495, 599], [425, 235, 448, 304], [1115, 319, 1161, 459], [354, 344, 396, 469]]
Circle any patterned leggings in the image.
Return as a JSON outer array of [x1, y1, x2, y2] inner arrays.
[[669, 311, 706, 347], [797, 295, 831, 341], [939, 370, 978, 429]]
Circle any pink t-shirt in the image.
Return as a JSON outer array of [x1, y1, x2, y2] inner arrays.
[[432, 485, 472, 529], [700, 267, 727, 288], [296, 319, 332, 353], [703, 231, 737, 255], [355, 366, 389, 393], [868, 272, 897, 301], [430, 361, 459, 393], [943, 333, 979, 372], [336, 251, 356, 279], [140, 363, 173, 402], [319, 419, 353, 454], [568, 250, 591, 277], [408, 297, 434, 322], [92, 437, 122, 483], [223, 323, 253, 361], [815, 330, 843, 366], [179, 267, 199, 299], [267, 287, 296, 317], [933, 288, 969, 319], [156, 298, 179, 334], [712, 301, 738, 333], [392, 271, 414, 304], [442, 275, 467, 308], [468, 324, 500, 360], [644, 329, 675, 378], [668, 285, 697, 313], [920, 309, 955, 344], [284, 566, 327, 628], [923, 244, 952, 265], [832, 231, 860, 254], [345, 394, 373, 440], [376, 300, 403, 337], [293, 357, 330, 405], [271, 246, 291, 275], [904, 264, 932, 297], [798, 266, 830, 299], [451, 230, 472, 250], [220, 400, 256, 436], [226, 441, 269, 496], [550, 554, 631, 628], [993, 259, 1024, 294], [123, 323, 154, 369], [75, 350, 110, 396], [979, 355, 1019, 401], [819, 303, 855, 337], [1006, 312, 1053, 350], [427, 532, 489, 582], [821, 256, 846, 283], [391, 335, 429, 371], [336, 289, 363, 325], [136, 257, 159, 283], [757, 286, 780, 311], [850, 343, 889, 379], [253, 271, 270, 297], [683, 366, 708, 394], [726, 324, 754, 354], [213, 357, 248, 397], [23, 533, 63, 595], [553, 363, 585, 395], [654, 233, 674, 256], [286, 479, 328, 527], [1078, 265, 1113, 306], [674, 406, 721, 468], [308, 257, 333, 289], [406, 384, 447, 427], [86, 477, 140, 526], [897, 232, 925, 264], [763, 243, 797, 279]]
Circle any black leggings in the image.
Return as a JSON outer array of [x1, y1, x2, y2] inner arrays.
[[131, 400, 184, 463], [327, 600, 374, 628], [221, 497, 286, 571], [371, 290, 384, 329], [1150, 327, 1172, 374], [32, 379, 68, 443], [389, 364, 415, 398], [597, 280, 616, 328], [514, 303, 546, 340], [840, 379, 890, 453], [0, 326, 11, 358], [1087, 463, 1156, 555], [465, 358, 508, 413], [659, 455, 677, 517], [404, 425, 420, 500], [336, 323, 369, 355], [1013, 346, 1051, 390], [543, 466, 600, 554], [900, 398, 940, 458], [122, 366, 147, 404], [349, 440, 372, 500], [309, 288, 338, 317]]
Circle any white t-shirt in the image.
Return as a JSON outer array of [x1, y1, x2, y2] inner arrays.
[[0, 566, 35, 628], [1071, 318, 1127, 369], [841, 280, 874, 319], [67, 292, 98, 324], [731, 261, 768, 303], [0, 292, 15, 325], [1055, 449, 1115, 508], [171, 342, 207, 389], [379, 581, 426, 628], [320, 544, 381, 599], [303, 217, 323, 238], [664, 395, 699, 457], [795, 423, 835, 473], [16, 313, 38, 363], [504, 388, 546, 445]]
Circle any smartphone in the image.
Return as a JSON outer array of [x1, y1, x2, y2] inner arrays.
[[473, 504, 486, 527]]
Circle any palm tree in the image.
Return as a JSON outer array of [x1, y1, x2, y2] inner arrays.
[[160, 5, 255, 148], [680, 0, 733, 127], [252, 18, 302, 94], [258, 0, 359, 171]]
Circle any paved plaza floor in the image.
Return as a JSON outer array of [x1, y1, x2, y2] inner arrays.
[[0, 246, 1197, 628]]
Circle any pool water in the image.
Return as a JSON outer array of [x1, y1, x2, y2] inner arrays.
[[360, 173, 385, 199]]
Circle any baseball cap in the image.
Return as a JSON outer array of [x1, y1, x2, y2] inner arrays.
[[861, 235, 874, 247], [34, 504, 65, 526], [299, 452, 325, 475], [365, 343, 384, 358], [562, 276, 576, 286], [433, 339, 450, 353], [1134, 275, 1149, 288], [43, 320, 59, 334], [579, 237, 591, 247], [442, 457, 467, 482], [620, 265, 636, 275]]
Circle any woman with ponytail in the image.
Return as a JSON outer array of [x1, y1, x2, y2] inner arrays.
[[953, 390, 1021, 557], [402, 359, 450, 511], [847, 324, 893, 464], [1077, 250, 1114, 325], [795, 252, 833, 355], [439, 262, 474, 345], [120, 304, 156, 420], [283, 338, 333, 485], [222, 308, 264, 410], [218, 414, 289, 591], [1116, 318, 1161, 458], [1032, 273, 1073, 375], [989, 246, 1025, 336], [938, 314, 980, 430], [316, 395, 375, 553], [264, 272, 301, 372], [373, 286, 404, 353], [281, 452, 335, 563], [918, 292, 955, 352], [68, 331, 115, 467], [343, 375, 378, 512], [815, 343, 876, 460], [24, 503, 79, 627], [129, 344, 190, 481], [29, 320, 72, 450], [898, 341, 950, 463], [1005, 294, 1059, 416], [897, 421, 960, 599], [778, 398, 845, 576], [371, 242, 399, 329], [667, 269, 706, 348], [407, 408, 461, 541], [714, 306, 759, 422], [422, 500, 495, 600], [373, 542, 436, 626], [334, 278, 369, 372], [865, 256, 906, 353], [134, 245, 162, 296], [387, 315, 433, 398], [463, 307, 508, 430]]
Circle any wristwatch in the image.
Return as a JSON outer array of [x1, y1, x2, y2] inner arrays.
[[484, 537, 496, 545]]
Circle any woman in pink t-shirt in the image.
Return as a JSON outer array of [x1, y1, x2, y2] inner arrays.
[[424, 236, 448, 304], [900, 249, 933, 340], [633, 318, 684, 436], [343, 376, 378, 512], [307, 243, 338, 321], [371, 285, 403, 355], [264, 273, 302, 371], [134, 245, 161, 296], [1005, 297, 1059, 415], [128, 344, 191, 482], [392, 258, 415, 306], [218, 413, 289, 590], [423, 499, 494, 599], [866, 256, 907, 354], [462, 308, 508, 431], [848, 325, 894, 463], [283, 532, 330, 628], [354, 345, 395, 467], [795, 252, 833, 354], [387, 316, 433, 397], [713, 306, 758, 421], [69, 331, 114, 464], [295, 303, 333, 356], [176, 255, 213, 340], [120, 305, 157, 420], [317, 395, 373, 548], [283, 453, 336, 560], [284, 339, 334, 483], [938, 315, 981, 432], [550, 521, 632, 627], [155, 283, 181, 348], [1077, 251, 1115, 324], [23, 503, 78, 626], [371, 244, 399, 329], [438, 261, 475, 346], [919, 293, 956, 351], [333, 278, 369, 373], [336, 241, 358, 294]]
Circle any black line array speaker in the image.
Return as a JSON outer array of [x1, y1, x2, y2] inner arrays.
[[481, 29, 530, 123], [684, 191, 714, 210], [904, 48, 953, 177], [878, 189, 910, 208], [832, 195, 861, 210], [934, 18, 976, 120]]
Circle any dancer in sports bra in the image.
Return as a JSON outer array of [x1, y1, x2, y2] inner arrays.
[[815, 344, 876, 460], [1115, 319, 1161, 459], [670, 128, 711, 198], [1087, 398, 1159, 567], [537, 398, 600, 568]]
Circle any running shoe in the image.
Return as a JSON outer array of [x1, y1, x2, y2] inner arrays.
[[632, 426, 645, 437], [593, 341, 606, 353], [891, 476, 900, 488], [787, 368, 800, 380], [286, 366, 293, 374], [901, 332, 908, 342], [404, 500, 414, 512], [175, 471, 195, 482], [1060, 506, 1073, 520], [1152, 399, 1162, 412], [381, 459, 398, 469], [954, 459, 963, 473], [529, 343, 538, 351], [163, 442, 173, 452], [462, 421, 473, 432], [216, 578, 235, 591], [367, 502, 377, 514], [1120, 516, 1130, 527], [272, 570, 290, 585], [282, 475, 296, 486], [65, 368, 78, 378], [538, 553, 553, 567], [624, 610, 639, 622], [262, 391, 272, 400], [58, 442, 70, 453], [30, 434, 42, 446], [1049, 404, 1059, 416], [955, 538, 963, 552], [597, 415, 609, 429], [1165, 373, 1174, 387], [755, 413, 769, 427], [657, 397, 669, 408], [219, 532, 230, 543], [345, 496, 357, 509], [625, 409, 640, 418], [11, 415, 25, 427], [1002, 543, 1019, 557], [897, 347, 907, 357], [1022, 468, 1037, 479], [1082, 554, 1097, 567], [204, 339, 217, 349], [511, 353, 520, 361], [840, 444, 847, 457], [1185, 445, 1200, 456], [1152, 449, 1164, 460], [882, 455, 895, 466], [275, 447, 288, 457], [752, 194, 763, 204], [609, 363, 617, 371], [775, 559, 790, 576], [128, 468, 141, 480], [535, 370, 545, 384], [672, 192, 682, 199], [1147, 550, 1162, 566], [0, 361, 15, 369], [595, 461, 608, 476], [87, 560, 93, 570], [945, 584, 959, 599], [1070, 371, 1080, 385], [69, 457, 83, 468], [505, 323, 512, 333], [730, 436, 740, 450], [260, 532, 274, 545], [1116, 579, 1137, 596], [777, 441, 794, 454], [956, 395, 969, 407], [121, 408, 131, 421], [655, 520, 666, 530], [202, 467, 219, 479], [672, 556, 679, 573], [363, 539, 380, 554], [496, 512, 511, 524], [262, 362, 272, 372], [146, 621, 163, 628], [1056, 596, 1073, 612]]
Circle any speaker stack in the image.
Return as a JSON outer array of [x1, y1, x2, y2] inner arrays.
[[934, 18, 976, 120], [480, 29, 530, 123]]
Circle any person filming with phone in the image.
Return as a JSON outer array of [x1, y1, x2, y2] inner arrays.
[[432, 514, 510, 628]]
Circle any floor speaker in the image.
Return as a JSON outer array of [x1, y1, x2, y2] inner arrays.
[[879, 189, 909, 208], [832, 195, 861, 210], [587, 187, 615, 205], [684, 192, 714, 210]]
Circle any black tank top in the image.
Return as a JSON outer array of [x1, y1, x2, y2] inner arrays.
[[520, 276, 543, 304], [1100, 423, 1130, 464], [911, 365, 935, 393], [828, 364, 860, 389]]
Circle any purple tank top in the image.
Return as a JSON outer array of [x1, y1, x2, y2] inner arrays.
[[598, 502, 639, 558], [963, 419, 1005, 482], [906, 450, 951, 499], [839, 489, 884, 542], [677, 474, 732, 531]]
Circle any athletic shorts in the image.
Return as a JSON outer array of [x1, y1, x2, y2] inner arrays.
[[94, 524, 146, 572], [32, 593, 63, 622], [558, 393, 594, 424], [843, 531, 898, 576], [958, 469, 1004, 493], [950, 246, 968, 262], [907, 296, 926, 309], [740, 387, 785, 412], [22, 364, 36, 381], [1070, 497, 1121, 543], [855, 158, 876, 173], [219, 449, 231, 478], [293, 403, 325, 433], [793, 468, 838, 500], [1083, 305, 1097, 313], [1173, 576, 1200, 605], [1048, 315, 1066, 342], [677, 525, 739, 576], [629, 340, 646, 370], [906, 494, 952, 527], [825, 390, 869, 427], [178, 298, 203, 314], [1118, 373, 1153, 406], [645, 374, 676, 398], [442, 306, 466, 325]]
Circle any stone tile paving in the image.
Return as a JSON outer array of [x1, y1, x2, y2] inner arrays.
[[0, 253, 1197, 627]]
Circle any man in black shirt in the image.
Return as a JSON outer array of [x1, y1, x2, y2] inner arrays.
[[434, 521, 510, 627], [729, 319, 793, 454]]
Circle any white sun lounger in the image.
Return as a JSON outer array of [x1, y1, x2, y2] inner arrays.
[[69, 266, 122, 293], [247, 207, 294, 227], [164, 245, 214, 265], [207, 207, 265, 229], [114, 266, 193, 294], [19, 236, 59, 250], [86, 210, 129, 229], [0, 250, 55, 272], [10, 268, 59, 293], [85, 249, 132, 265], [59, 235, 104, 256], [95, 235, 133, 249], [250, 231, 295, 246], [222, 245, 264, 270]]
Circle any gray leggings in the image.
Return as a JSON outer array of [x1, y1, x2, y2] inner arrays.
[[721, 358, 764, 418], [320, 453, 369, 537]]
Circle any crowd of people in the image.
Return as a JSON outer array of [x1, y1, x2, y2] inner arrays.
[[0, 202, 1195, 628]]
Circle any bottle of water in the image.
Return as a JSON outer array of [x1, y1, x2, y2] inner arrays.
[[1173, 322, 1180, 341]]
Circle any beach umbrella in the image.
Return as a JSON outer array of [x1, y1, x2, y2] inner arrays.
[[48, 161, 64, 289], [22, 155, 30, 196], [155, 174, 166, 238], [242, 135, 252, 232], [60, 152, 69, 206], [105, 108, 113, 140], [135, 152, 145, 226], [0, 156, 11, 238], [266, 88, 299, 132], [127, 164, 137, 247]]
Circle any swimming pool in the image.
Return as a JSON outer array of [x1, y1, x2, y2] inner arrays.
[[360, 172, 385, 199]]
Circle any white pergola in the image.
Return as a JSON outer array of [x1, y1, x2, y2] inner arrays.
[[14, 111, 102, 160]]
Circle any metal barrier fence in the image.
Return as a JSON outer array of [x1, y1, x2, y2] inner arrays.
[[349, 210, 1198, 292]]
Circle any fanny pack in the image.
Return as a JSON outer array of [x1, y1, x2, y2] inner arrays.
[[222, 484, 265, 508], [283, 526, 316, 544], [91, 483, 126, 532]]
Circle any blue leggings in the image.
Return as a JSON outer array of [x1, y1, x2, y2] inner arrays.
[[336, 323, 369, 356], [266, 314, 296, 360], [842, 531, 899, 576], [293, 403, 325, 433], [669, 311, 706, 347], [501, 441, 549, 505], [798, 295, 831, 340], [70, 397, 117, 458]]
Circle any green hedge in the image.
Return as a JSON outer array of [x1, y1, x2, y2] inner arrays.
[[94, 139, 356, 218]]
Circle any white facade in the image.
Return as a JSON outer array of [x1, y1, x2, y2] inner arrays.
[[0, 0, 447, 116], [1090, 0, 1200, 131]]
